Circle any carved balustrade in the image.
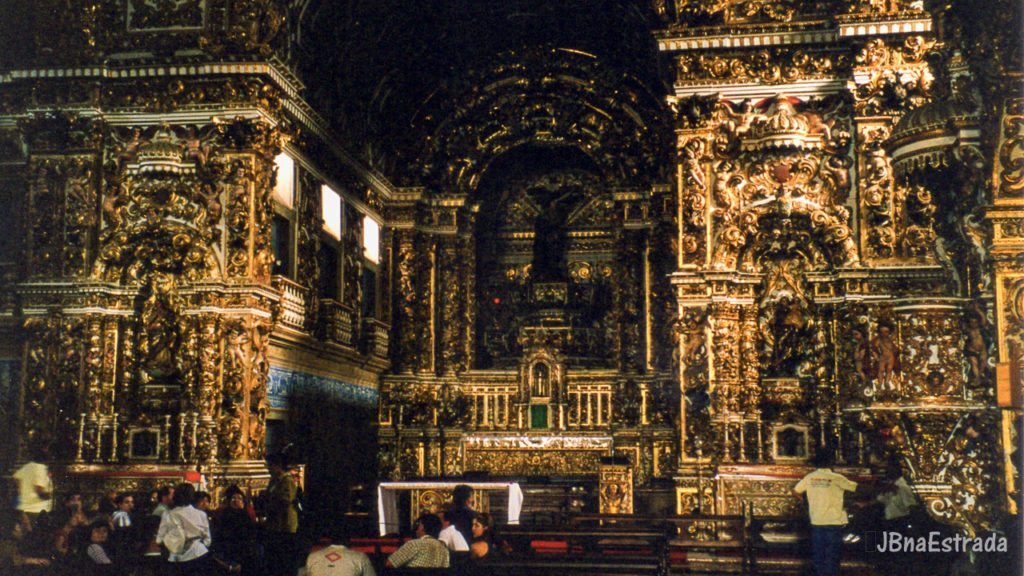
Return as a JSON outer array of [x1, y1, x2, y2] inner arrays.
[[361, 318, 390, 360], [320, 298, 356, 347], [273, 275, 308, 332]]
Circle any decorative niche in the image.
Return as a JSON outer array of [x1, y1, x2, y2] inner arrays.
[[128, 427, 161, 459], [772, 423, 808, 461]]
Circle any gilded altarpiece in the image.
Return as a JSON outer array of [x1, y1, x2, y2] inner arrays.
[[660, 0, 1020, 533], [12, 115, 285, 494]]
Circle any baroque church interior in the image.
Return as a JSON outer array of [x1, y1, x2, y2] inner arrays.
[[0, 0, 1021, 564]]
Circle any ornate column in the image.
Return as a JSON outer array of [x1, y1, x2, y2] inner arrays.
[[432, 199, 461, 375], [458, 204, 479, 372]]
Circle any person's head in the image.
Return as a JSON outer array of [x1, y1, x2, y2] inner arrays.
[[471, 512, 493, 540], [193, 491, 211, 511], [157, 486, 174, 506], [89, 520, 109, 543], [116, 493, 134, 512], [225, 486, 246, 510], [812, 449, 835, 469], [52, 508, 74, 531], [439, 508, 451, 528], [452, 484, 473, 507], [266, 452, 288, 477], [172, 483, 195, 508], [65, 493, 83, 512], [97, 491, 117, 514], [415, 513, 443, 539]]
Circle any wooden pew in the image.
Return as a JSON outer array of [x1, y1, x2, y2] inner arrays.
[[487, 556, 664, 575], [568, 513, 668, 529], [499, 524, 667, 574], [502, 525, 668, 555]]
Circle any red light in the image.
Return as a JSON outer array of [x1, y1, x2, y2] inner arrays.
[[494, 298, 501, 304]]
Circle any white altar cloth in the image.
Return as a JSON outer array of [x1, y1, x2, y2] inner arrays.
[[377, 481, 523, 536]]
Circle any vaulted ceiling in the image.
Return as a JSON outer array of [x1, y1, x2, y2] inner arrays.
[[295, 0, 672, 187]]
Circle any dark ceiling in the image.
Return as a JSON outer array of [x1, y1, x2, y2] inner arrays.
[[297, 0, 672, 186]]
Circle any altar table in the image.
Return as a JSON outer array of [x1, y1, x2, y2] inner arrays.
[[377, 481, 524, 536]]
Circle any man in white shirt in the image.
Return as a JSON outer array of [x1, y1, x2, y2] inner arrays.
[[438, 509, 469, 552], [12, 454, 52, 517], [156, 483, 213, 571], [794, 451, 858, 576]]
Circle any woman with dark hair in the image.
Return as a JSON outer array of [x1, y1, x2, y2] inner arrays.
[[212, 486, 256, 574], [469, 512, 503, 562], [156, 483, 213, 575], [60, 494, 88, 530], [84, 519, 117, 575]]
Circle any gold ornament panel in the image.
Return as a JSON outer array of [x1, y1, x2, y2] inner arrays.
[[463, 449, 605, 477]]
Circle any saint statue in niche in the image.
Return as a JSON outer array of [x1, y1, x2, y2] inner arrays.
[[775, 426, 807, 459], [139, 273, 181, 382], [532, 363, 550, 397], [769, 296, 813, 377]]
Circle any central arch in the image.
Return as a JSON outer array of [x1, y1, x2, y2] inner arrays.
[[418, 48, 670, 197]]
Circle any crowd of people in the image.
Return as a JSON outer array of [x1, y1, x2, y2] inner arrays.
[[0, 451, 307, 576], [2, 450, 503, 576], [1, 480, 263, 576]]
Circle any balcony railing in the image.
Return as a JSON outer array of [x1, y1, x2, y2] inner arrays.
[[362, 317, 390, 359], [321, 298, 355, 346], [272, 275, 308, 331]]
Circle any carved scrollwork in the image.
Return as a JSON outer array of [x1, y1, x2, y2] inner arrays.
[[678, 137, 710, 264], [677, 49, 850, 85], [859, 126, 898, 259], [900, 184, 937, 258], [998, 101, 1024, 198]]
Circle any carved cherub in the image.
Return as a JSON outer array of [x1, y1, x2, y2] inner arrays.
[[871, 322, 900, 390], [183, 125, 214, 166], [963, 304, 991, 385], [850, 325, 872, 383], [680, 139, 708, 191], [864, 145, 891, 184], [116, 128, 143, 165], [712, 160, 739, 213]]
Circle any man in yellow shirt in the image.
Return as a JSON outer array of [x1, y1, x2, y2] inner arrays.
[[794, 451, 857, 576]]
